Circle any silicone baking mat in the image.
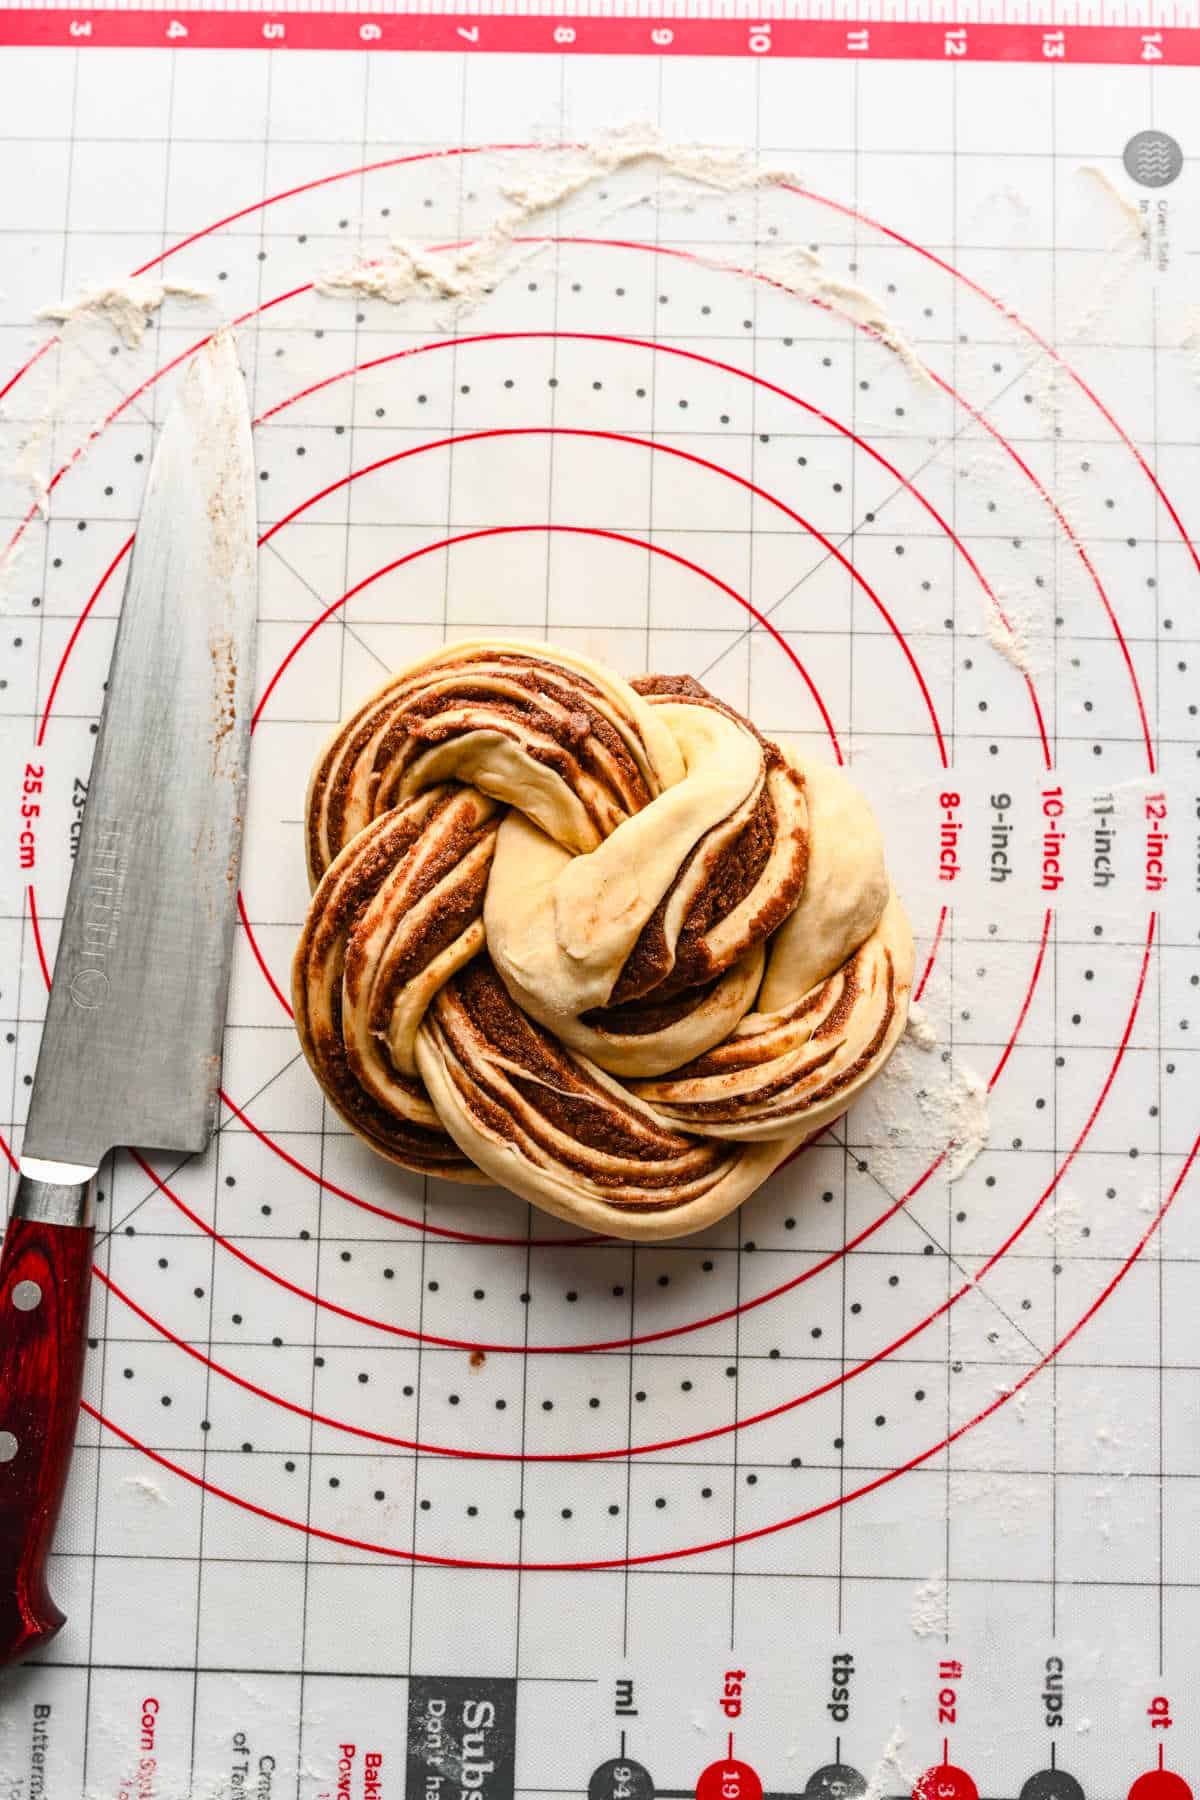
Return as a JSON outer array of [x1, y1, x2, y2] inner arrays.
[[1, 6, 1199, 1798]]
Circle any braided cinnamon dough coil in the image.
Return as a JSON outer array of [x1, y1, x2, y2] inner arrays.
[[293, 639, 913, 1239]]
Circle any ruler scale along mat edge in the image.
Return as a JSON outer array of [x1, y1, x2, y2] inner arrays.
[[0, 19, 1198, 1800], [0, 11, 1197, 60]]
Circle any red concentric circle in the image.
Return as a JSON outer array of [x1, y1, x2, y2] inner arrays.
[[8, 140, 1195, 1569]]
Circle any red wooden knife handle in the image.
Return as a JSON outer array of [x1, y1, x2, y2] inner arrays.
[[0, 1171, 95, 1670]]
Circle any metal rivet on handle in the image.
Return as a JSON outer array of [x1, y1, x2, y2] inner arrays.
[[11, 1280, 42, 1312], [0, 1431, 17, 1464]]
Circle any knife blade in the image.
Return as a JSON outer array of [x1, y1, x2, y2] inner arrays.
[[0, 332, 257, 1669]]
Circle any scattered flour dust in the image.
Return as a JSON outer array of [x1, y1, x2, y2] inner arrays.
[[11, 419, 56, 520], [910, 1571, 950, 1640], [941, 1065, 990, 1181], [867, 1035, 991, 1186], [958, 157, 1145, 668], [120, 1474, 169, 1506], [317, 124, 928, 377], [3, 350, 96, 524], [36, 275, 211, 348], [982, 590, 1039, 679], [1092, 1484, 1113, 1540], [1, 276, 212, 536], [862, 1726, 915, 1800], [11, 127, 928, 540], [750, 242, 929, 381], [1022, 168, 1145, 440], [1039, 1186, 1087, 1248], [905, 1002, 938, 1052], [315, 125, 794, 307], [1180, 307, 1200, 383], [1076, 164, 1148, 246]]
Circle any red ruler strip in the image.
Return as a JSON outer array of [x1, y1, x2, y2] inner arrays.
[[0, 10, 1187, 64]]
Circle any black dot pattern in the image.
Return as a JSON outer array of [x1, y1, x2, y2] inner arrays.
[[1, 160, 1182, 1595]]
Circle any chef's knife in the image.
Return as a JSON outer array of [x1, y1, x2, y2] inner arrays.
[[0, 333, 257, 1670]]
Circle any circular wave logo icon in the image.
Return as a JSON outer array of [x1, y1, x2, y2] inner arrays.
[[1123, 130, 1183, 187]]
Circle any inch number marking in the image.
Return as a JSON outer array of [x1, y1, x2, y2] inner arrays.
[[1145, 791, 1168, 893], [938, 790, 962, 885], [1041, 786, 1066, 892]]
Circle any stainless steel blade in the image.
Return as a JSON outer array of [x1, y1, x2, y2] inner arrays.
[[22, 334, 257, 1171]]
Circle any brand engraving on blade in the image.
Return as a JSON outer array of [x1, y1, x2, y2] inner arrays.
[[68, 817, 128, 1010]]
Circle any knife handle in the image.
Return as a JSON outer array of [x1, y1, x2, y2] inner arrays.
[[0, 1172, 95, 1670]]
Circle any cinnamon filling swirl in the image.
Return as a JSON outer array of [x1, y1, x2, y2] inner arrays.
[[293, 786, 501, 1178], [293, 639, 912, 1239]]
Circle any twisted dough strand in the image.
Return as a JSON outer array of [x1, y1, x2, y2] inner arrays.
[[293, 639, 912, 1238]]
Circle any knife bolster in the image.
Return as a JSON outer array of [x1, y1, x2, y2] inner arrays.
[[14, 1167, 97, 1229]]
